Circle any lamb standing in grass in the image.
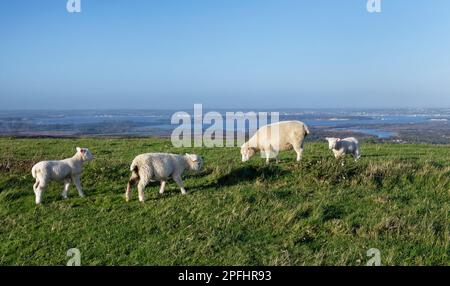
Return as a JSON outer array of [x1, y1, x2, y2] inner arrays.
[[240, 120, 310, 163], [126, 153, 203, 202], [31, 147, 94, 204], [325, 137, 361, 161]]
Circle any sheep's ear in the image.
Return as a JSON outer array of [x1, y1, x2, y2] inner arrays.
[[76, 147, 81, 152]]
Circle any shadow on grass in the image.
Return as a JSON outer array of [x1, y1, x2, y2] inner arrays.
[[186, 168, 213, 179], [191, 165, 289, 192], [220, 165, 287, 185]]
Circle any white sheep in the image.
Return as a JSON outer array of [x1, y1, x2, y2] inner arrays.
[[125, 153, 203, 202], [325, 137, 361, 161], [240, 120, 310, 163], [31, 147, 94, 204]]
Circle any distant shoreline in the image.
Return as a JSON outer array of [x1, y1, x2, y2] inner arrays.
[[1, 108, 449, 144]]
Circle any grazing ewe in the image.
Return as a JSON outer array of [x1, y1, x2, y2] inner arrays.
[[126, 153, 203, 202], [241, 120, 310, 163], [31, 147, 94, 204], [325, 137, 361, 161]]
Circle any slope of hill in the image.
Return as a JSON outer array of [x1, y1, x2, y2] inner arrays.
[[0, 138, 448, 265]]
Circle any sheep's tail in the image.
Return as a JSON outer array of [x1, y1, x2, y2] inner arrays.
[[31, 165, 37, 178], [303, 123, 310, 136], [130, 160, 137, 172], [32, 165, 40, 192]]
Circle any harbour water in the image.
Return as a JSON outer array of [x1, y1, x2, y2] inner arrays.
[[0, 108, 449, 139]]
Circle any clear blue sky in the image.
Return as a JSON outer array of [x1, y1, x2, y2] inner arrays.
[[1, 0, 449, 109]]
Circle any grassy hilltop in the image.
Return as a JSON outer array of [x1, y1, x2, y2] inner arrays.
[[0, 137, 448, 266]]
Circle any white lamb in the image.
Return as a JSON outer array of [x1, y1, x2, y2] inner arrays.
[[31, 147, 94, 204], [240, 120, 310, 163], [125, 153, 203, 202], [325, 137, 361, 161]]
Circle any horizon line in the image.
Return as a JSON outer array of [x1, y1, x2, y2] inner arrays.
[[1, 107, 449, 112]]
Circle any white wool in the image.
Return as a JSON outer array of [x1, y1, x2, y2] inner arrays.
[[240, 120, 310, 163], [31, 147, 93, 204], [325, 137, 361, 161], [125, 153, 203, 202]]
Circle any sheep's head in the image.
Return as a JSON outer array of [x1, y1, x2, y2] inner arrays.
[[240, 143, 256, 162], [185, 153, 203, 171], [325, 138, 340, 150], [76, 147, 94, 161]]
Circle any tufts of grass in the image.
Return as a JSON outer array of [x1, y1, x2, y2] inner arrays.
[[0, 138, 449, 265]]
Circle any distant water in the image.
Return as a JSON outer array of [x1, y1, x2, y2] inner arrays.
[[334, 128, 396, 139], [0, 108, 449, 139]]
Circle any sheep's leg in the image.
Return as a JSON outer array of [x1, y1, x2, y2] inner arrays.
[[264, 150, 271, 164], [137, 181, 146, 202], [72, 176, 85, 198], [293, 142, 304, 161], [125, 172, 139, 202], [270, 147, 279, 163], [125, 185, 132, 202], [173, 175, 187, 195], [33, 179, 39, 193], [62, 179, 71, 199], [159, 181, 166, 194], [35, 189, 43, 204], [333, 150, 344, 160], [35, 183, 46, 204], [355, 149, 361, 161], [333, 150, 339, 159]]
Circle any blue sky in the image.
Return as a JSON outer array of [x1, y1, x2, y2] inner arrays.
[[1, 0, 449, 109]]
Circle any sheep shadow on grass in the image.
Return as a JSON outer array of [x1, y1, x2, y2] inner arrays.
[[193, 164, 289, 191]]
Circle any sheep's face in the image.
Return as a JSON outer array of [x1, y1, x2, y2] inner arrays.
[[76, 147, 94, 161], [325, 138, 339, 150], [186, 154, 203, 171], [241, 144, 256, 162]]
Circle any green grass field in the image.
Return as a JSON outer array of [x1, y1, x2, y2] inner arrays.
[[0, 137, 448, 266]]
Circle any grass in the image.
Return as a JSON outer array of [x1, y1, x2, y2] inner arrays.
[[0, 137, 449, 266]]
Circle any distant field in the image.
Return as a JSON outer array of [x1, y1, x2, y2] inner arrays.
[[0, 137, 448, 265]]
